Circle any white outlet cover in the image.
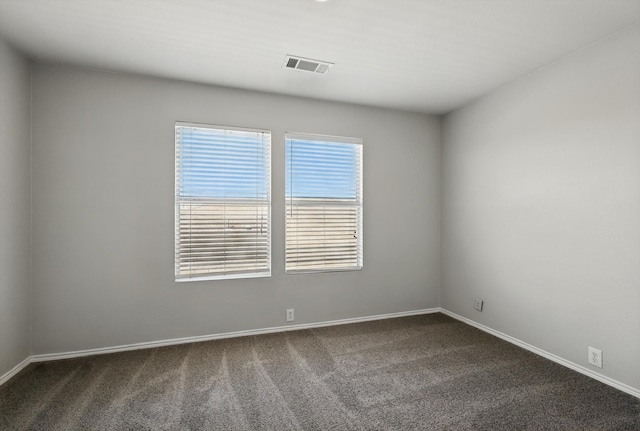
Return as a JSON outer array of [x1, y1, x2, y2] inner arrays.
[[474, 298, 484, 311], [588, 347, 603, 368]]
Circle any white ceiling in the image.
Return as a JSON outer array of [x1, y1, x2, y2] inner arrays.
[[0, 0, 638, 114]]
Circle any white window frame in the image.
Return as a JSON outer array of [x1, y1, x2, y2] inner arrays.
[[175, 122, 271, 281], [285, 132, 363, 274]]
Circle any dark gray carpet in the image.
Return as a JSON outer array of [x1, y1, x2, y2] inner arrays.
[[1, 313, 639, 430]]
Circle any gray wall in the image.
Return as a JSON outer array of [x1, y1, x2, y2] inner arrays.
[[442, 25, 640, 389], [0, 38, 31, 377], [31, 65, 441, 354]]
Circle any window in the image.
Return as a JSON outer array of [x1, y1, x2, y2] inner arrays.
[[285, 133, 363, 273], [175, 123, 271, 281]]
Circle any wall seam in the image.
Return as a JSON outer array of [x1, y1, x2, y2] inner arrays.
[[437, 114, 444, 308], [28, 62, 34, 357]]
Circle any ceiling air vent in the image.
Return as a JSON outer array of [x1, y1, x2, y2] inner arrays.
[[284, 55, 333, 74]]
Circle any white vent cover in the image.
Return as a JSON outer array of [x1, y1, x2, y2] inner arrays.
[[284, 55, 333, 74]]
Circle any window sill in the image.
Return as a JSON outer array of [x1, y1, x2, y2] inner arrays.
[[176, 271, 271, 282]]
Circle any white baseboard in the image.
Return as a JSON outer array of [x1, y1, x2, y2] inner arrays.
[[0, 357, 31, 387], [1, 308, 438, 386], [7, 307, 638, 400], [29, 308, 440, 363], [440, 308, 640, 399]]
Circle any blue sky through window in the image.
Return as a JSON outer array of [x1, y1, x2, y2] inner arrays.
[[286, 139, 358, 200], [177, 127, 270, 200]]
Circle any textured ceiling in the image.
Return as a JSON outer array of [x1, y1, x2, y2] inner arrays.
[[0, 0, 638, 114]]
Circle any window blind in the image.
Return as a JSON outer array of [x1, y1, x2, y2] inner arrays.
[[285, 133, 363, 273], [175, 123, 271, 280]]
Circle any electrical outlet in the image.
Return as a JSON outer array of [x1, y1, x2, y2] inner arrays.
[[286, 308, 294, 322], [588, 347, 602, 368], [474, 298, 484, 312]]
